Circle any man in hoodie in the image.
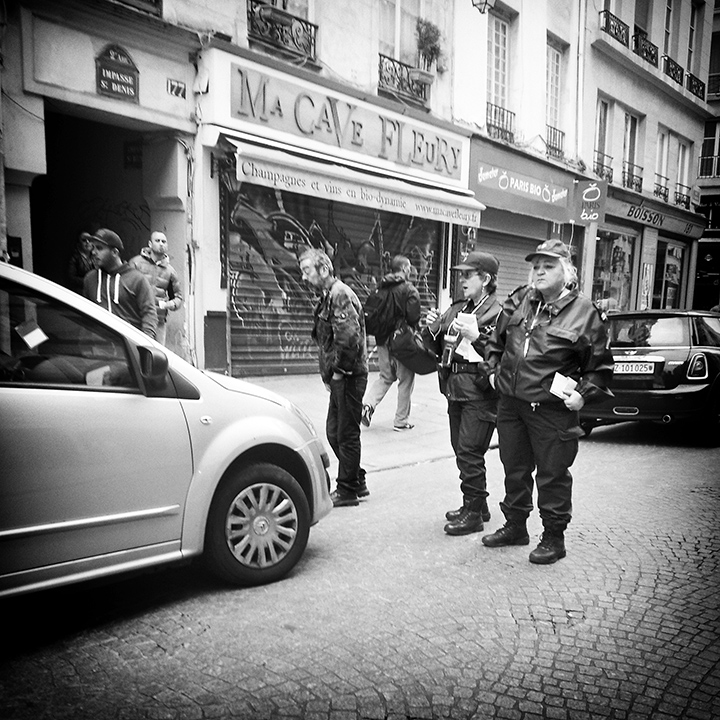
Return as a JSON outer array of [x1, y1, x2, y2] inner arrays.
[[361, 255, 421, 431], [84, 228, 157, 339], [129, 231, 183, 346]]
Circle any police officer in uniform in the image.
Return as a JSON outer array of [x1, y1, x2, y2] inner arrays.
[[424, 252, 502, 535], [482, 240, 614, 563]]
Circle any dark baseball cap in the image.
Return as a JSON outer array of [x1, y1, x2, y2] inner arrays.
[[525, 239, 570, 262], [91, 228, 124, 252], [451, 251, 499, 275]]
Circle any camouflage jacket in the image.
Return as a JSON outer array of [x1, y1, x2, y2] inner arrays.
[[311, 278, 368, 383]]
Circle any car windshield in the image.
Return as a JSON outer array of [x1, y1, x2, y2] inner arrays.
[[609, 316, 689, 348]]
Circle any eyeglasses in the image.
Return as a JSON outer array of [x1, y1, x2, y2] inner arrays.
[[459, 270, 479, 279]]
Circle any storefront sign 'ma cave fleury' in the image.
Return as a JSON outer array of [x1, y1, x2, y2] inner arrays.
[[231, 66, 464, 181]]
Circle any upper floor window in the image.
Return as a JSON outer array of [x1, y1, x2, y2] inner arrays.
[[596, 99, 610, 156], [677, 140, 689, 187], [487, 14, 509, 108], [380, 0, 422, 66], [688, 3, 697, 70], [663, 0, 673, 56], [546, 43, 562, 129]]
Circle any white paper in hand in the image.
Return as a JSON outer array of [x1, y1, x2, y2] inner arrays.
[[549, 372, 577, 399]]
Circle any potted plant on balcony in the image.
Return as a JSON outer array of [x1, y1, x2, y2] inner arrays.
[[410, 18, 443, 85], [255, 1, 294, 27]]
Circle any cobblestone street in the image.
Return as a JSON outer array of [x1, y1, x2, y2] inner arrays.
[[1, 374, 719, 720]]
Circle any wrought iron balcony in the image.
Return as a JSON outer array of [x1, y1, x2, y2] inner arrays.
[[545, 125, 564, 159], [622, 161, 643, 192], [599, 10, 629, 47], [699, 155, 720, 179], [674, 183, 691, 209], [247, 0, 317, 62], [653, 174, 669, 202], [632, 33, 658, 67], [662, 55, 684, 86], [486, 103, 515, 143], [593, 150, 614, 183], [378, 54, 428, 104], [686, 73, 705, 100]]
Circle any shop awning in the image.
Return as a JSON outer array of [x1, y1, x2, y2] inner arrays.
[[221, 134, 485, 228]]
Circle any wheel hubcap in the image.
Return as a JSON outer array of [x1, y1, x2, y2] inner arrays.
[[225, 482, 299, 569]]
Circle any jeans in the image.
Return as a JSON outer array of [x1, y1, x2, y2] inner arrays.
[[447, 398, 495, 508], [497, 395, 581, 530], [365, 343, 415, 425], [155, 320, 167, 346], [326, 373, 367, 493]]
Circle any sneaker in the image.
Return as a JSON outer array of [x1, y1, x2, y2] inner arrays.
[[393, 422, 415, 432], [361, 405, 374, 427], [331, 489, 359, 507]]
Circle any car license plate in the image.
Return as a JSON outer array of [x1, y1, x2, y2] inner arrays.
[[614, 361, 655, 374]]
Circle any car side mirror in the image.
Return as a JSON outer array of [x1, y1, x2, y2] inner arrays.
[[138, 346, 169, 391]]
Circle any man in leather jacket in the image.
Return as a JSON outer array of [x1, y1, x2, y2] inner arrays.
[[299, 248, 369, 508], [423, 252, 502, 535], [482, 240, 614, 564]]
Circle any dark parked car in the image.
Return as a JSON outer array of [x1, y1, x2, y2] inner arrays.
[[580, 310, 720, 442]]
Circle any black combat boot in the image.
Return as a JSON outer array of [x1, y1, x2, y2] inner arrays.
[[444, 506, 485, 535], [529, 530, 566, 564], [445, 498, 491, 523], [481, 520, 530, 547]]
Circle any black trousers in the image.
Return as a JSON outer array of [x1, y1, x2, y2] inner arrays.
[[326, 374, 367, 493], [447, 398, 495, 509], [496, 395, 581, 530]]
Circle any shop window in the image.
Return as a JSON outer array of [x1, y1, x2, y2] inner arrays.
[[653, 241, 685, 309], [592, 230, 636, 312]]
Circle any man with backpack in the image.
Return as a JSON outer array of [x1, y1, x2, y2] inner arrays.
[[361, 255, 421, 431]]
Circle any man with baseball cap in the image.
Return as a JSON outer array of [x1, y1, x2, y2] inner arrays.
[[422, 251, 503, 536], [83, 228, 158, 339]]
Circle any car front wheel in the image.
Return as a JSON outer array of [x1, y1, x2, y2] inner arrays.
[[204, 462, 311, 586]]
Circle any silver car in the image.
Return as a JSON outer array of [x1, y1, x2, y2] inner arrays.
[[0, 262, 332, 598]]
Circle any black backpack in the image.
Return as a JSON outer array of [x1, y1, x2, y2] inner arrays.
[[363, 286, 400, 343]]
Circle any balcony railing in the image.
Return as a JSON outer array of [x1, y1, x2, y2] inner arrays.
[[709, 74, 720, 96], [699, 155, 720, 178], [622, 161, 643, 192], [247, 0, 317, 62], [378, 54, 428, 104], [653, 174, 669, 202], [593, 150, 614, 183], [632, 33, 658, 67], [546, 125, 565, 159], [662, 55, 684, 85], [486, 103, 515, 143], [686, 73, 705, 100], [599, 10, 629, 47], [674, 183, 691, 209]]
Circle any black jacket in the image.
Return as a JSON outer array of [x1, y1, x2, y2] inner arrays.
[[486, 285, 614, 405], [423, 293, 502, 412], [376, 272, 421, 346]]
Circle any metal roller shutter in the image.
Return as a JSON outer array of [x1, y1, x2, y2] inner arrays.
[[225, 182, 443, 377], [474, 232, 539, 300]]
